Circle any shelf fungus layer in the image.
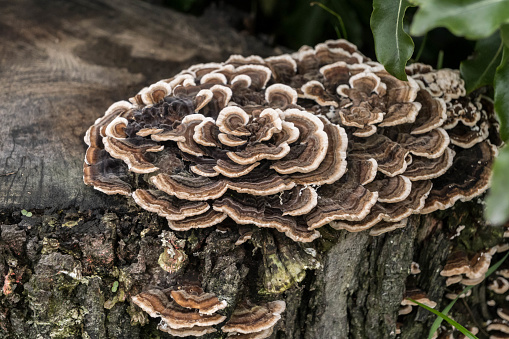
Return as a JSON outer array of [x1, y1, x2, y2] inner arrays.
[[222, 300, 286, 338], [84, 39, 499, 242], [131, 288, 227, 336]]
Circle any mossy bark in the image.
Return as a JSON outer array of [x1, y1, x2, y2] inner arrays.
[[0, 1, 502, 338]]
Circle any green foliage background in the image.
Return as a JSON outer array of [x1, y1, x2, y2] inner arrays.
[[148, 0, 509, 225]]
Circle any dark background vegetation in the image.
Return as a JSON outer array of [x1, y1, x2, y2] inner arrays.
[[144, 0, 475, 69]]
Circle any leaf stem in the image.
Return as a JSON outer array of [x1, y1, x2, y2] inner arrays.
[[437, 50, 444, 69], [414, 33, 428, 62], [311, 2, 348, 39]]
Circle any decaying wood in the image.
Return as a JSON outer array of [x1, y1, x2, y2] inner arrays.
[[0, 1, 503, 338]]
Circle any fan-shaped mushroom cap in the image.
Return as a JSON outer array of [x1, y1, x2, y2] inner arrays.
[[301, 80, 338, 107], [170, 286, 227, 315], [140, 81, 173, 106], [411, 262, 421, 275], [213, 194, 320, 243], [404, 148, 455, 181], [410, 89, 447, 135], [401, 288, 437, 308], [487, 321, 509, 337], [369, 218, 409, 236], [132, 189, 209, 220], [398, 304, 413, 315], [222, 300, 286, 334], [83, 155, 132, 196], [441, 251, 471, 277], [103, 137, 163, 173], [350, 134, 410, 177], [168, 209, 228, 231], [498, 308, 509, 322], [265, 55, 297, 82], [441, 248, 496, 283], [422, 141, 496, 214], [265, 84, 298, 108], [84, 39, 498, 242], [489, 277, 509, 294], [446, 275, 463, 286]]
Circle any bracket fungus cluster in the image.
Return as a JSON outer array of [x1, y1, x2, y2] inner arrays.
[[83, 39, 499, 243], [222, 300, 286, 338], [83, 39, 502, 338], [131, 286, 285, 338], [131, 286, 227, 337]]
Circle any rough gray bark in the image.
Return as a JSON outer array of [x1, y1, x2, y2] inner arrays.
[[0, 1, 501, 338]]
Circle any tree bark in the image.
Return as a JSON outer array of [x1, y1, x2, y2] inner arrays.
[[0, 1, 502, 338]]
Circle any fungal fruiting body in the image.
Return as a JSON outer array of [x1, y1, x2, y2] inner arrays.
[[131, 288, 285, 338], [84, 39, 499, 243]]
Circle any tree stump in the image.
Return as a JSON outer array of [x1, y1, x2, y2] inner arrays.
[[0, 1, 503, 338]]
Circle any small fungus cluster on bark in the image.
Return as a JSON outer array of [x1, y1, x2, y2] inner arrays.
[[132, 287, 285, 338], [83, 39, 500, 337]]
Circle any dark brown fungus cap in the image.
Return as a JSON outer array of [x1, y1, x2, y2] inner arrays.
[[410, 89, 447, 135], [349, 134, 410, 177], [222, 300, 286, 335], [132, 189, 210, 220], [103, 137, 163, 174], [365, 176, 412, 203], [441, 248, 496, 285], [213, 194, 320, 242], [84, 39, 498, 242], [404, 148, 455, 181], [82, 155, 131, 196], [401, 288, 437, 308], [331, 180, 431, 232], [422, 141, 496, 214], [441, 251, 471, 277]]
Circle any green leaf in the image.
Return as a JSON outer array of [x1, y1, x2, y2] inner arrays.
[[21, 209, 27, 216], [460, 32, 503, 93], [411, 0, 509, 40], [370, 0, 415, 80], [26, 212, 32, 217], [486, 25, 509, 226], [112, 281, 119, 293], [485, 146, 509, 225], [427, 251, 509, 338], [495, 24, 509, 142]]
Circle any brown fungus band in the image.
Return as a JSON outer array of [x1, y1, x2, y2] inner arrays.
[[84, 39, 499, 242]]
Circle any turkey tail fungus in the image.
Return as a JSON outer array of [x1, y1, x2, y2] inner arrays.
[[83, 39, 501, 337]]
